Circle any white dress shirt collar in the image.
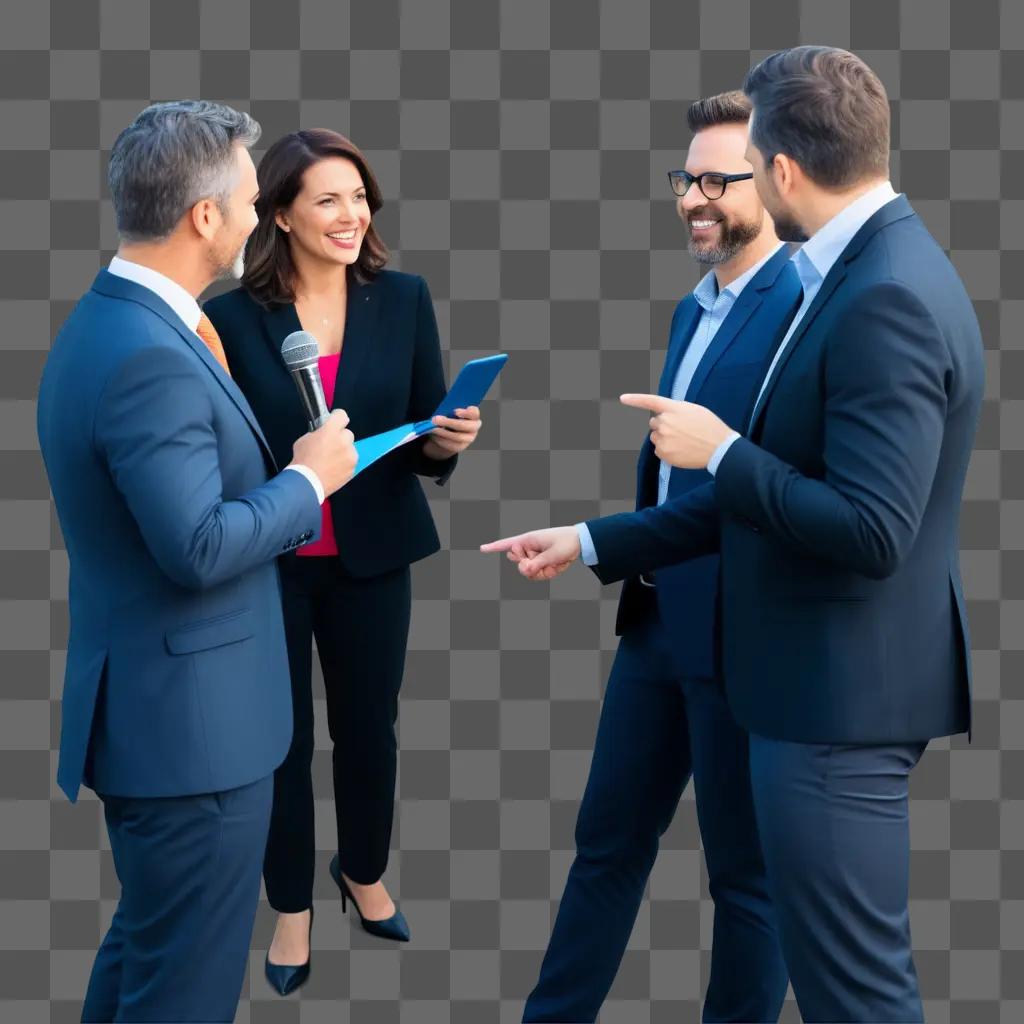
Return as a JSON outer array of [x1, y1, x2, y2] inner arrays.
[[107, 255, 203, 332]]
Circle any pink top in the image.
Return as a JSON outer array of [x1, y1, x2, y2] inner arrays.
[[296, 353, 342, 557]]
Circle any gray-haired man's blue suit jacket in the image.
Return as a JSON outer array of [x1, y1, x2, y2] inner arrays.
[[38, 268, 323, 804]]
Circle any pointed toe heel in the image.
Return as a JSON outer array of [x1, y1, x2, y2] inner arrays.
[[264, 957, 310, 997], [329, 854, 411, 942], [264, 906, 314, 996]]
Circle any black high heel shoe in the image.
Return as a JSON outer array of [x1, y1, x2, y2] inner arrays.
[[264, 906, 314, 996], [329, 854, 410, 942]]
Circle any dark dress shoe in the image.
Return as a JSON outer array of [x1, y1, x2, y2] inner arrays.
[[329, 854, 410, 942], [264, 906, 314, 996]]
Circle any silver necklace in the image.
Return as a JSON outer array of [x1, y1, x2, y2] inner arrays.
[[298, 298, 340, 332]]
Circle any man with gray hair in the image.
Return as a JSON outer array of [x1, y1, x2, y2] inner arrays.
[[37, 100, 358, 1022]]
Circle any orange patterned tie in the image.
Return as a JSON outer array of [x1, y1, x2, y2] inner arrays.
[[195, 313, 232, 377]]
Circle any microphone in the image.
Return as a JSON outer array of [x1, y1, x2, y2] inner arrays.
[[281, 330, 330, 430]]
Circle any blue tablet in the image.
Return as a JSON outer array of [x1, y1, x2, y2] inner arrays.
[[432, 353, 508, 421], [354, 354, 510, 476]]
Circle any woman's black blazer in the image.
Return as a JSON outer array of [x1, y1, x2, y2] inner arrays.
[[203, 270, 457, 579]]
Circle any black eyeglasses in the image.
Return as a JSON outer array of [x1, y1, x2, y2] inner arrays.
[[667, 170, 754, 199]]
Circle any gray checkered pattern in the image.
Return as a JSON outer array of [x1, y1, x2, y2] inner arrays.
[[0, 0, 1020, 1020]]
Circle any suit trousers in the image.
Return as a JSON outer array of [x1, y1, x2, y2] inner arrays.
[[80, 774, 273, 1023], [748, 734, 928, 1022], [523, 610, 788, 1023], [263, 554, 412, 910]]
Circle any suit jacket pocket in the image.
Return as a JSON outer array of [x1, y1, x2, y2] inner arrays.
[[165, 608, 254, 654]]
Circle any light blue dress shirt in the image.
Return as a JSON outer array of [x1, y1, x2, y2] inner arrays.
[[706, 180, 900, 475], [576, 242, 784, 566], [655, 243, 785, 506]]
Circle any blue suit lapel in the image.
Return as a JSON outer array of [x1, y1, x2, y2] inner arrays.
[[747, 196, 917, 433], [658, 296, 702, 398], [637, 295, 701, 509], [684, 288, 759, 401], [747, 261, 845, 432], [91, 270, 279, 471], [685, 245, 792, 402]]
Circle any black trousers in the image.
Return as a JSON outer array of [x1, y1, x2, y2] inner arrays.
[[263, 554, 412, 911]]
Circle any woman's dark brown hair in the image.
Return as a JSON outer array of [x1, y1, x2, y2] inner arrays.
[[242, 128, 389, 306]]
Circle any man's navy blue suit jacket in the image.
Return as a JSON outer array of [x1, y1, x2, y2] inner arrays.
[[37, 270, 323, 802], [615, 244, 802, 682], [589, 196, 984, 744]]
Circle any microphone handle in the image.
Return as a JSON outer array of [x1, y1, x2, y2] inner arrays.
[[294, 365, 331, 430]]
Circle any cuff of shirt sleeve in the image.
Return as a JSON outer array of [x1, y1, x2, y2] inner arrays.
[[576, 522, 598, 566], [707, 431, 740, 476], [284, 464, 325, 505]]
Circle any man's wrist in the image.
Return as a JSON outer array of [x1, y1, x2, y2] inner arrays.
[[285, 463, 325, 504], [575, 522, 598, 566], [707, 431, 740, 476]]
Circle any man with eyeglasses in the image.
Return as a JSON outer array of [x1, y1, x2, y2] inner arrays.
[[492, 46, 984, 1022], [516, 91, 801, 1023]]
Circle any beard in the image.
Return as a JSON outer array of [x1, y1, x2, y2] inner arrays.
[[228, 244, 245, 280], [756, 177, 808, 243], [767, 210, 808, 244], [686, 213, 764, 265], [209, 238, 247, 281]]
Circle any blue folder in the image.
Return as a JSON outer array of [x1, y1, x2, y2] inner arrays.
[[352, 353, 508, 476]]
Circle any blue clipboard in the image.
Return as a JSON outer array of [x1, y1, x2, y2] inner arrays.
[[352, 353, 508, 476]]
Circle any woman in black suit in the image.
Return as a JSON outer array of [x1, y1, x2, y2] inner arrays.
[[204, 129, 481, 994]]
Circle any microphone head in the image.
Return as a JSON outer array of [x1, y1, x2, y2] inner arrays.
[[281, 330, 321, 370]]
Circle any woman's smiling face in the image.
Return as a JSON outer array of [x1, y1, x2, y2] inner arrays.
[[275, 156, 372, 267]]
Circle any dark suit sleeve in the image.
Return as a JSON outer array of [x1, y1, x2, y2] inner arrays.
[[584, 480, 721, 584], [403, 276, 459, 484], [713, 280, 952, 580], [94, 343, 322, 590]]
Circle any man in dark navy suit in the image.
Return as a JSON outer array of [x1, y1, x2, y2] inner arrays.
[[38, 101, 357, 1022], [517, 92, 801, 1023], [486, 49, 984, 1023]]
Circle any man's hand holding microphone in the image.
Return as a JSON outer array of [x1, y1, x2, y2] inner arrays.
[[289, 408, 358, 497], [280, 329, 359, 499]]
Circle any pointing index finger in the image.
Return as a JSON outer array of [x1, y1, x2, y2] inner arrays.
[[480, 537, 516, 553], [620, 393, 673, 414]]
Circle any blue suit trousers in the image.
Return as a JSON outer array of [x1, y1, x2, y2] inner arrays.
[[80, 774, 273, 1023], [523, 611, 788, 1022], [749, 735, 927, 1022]]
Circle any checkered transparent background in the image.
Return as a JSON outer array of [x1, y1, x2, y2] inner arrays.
[[1, 1, 1022, 1020]]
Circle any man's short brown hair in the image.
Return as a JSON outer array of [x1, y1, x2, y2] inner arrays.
[[686, 90, 752, 134], [743, 46, 890, 190]]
